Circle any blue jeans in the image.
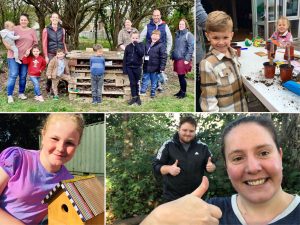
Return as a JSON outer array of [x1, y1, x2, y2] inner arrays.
[[7, 58, 28, 96], [140, 72, 158, 96], [29, 76, 41, 96], [91, 75, 104, 99]]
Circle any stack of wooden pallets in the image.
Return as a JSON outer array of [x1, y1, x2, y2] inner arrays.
[[67, 51, 131, 101]]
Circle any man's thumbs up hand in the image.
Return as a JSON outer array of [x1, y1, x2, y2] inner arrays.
[[169, 159, 181, 176], [206, 157, 216, 172]]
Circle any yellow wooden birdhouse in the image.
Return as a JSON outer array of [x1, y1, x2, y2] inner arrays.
[[42, 176, 104, 225]]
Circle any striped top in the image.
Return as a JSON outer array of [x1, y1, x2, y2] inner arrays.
[[200, 47, 248, 112], [42, 176, 104, 222]]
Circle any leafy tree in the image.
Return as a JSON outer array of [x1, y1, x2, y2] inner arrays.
[[0, 0, 32, 28], [98, 0, 194, 49], [106, 113, 300, 223], [106, 113, 176, 221]]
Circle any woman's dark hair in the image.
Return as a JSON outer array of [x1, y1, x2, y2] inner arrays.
[[221, 116, 280, 160], [20, 13, 29, 20], [179, 116, 197, 128]]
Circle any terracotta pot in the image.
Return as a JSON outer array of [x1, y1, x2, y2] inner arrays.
[[233, 46, 241, 57], [284, 45, 294, 60], [279, 64, 294, 82], [263, 62, 276, 79]]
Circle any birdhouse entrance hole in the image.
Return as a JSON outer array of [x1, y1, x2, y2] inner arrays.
[[62, 204, 69, 213]]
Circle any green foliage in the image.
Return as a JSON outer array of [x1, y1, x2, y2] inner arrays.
[[78, 38, 110, 50], [107, 113, 300, 222], [167, 8, 194, 35], [106, 114, 176, 221], [186, 71, 194, 79]]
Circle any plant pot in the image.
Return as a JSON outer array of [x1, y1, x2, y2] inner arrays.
[[232, 46, 241, 57], [263, 62, 276, 79], [284, 45, 294, 60], [279, 64, 294, 82]]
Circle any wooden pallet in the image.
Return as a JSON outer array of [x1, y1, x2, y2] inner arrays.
[[69, 86, 131, 101], [67, 50, 130, 100]]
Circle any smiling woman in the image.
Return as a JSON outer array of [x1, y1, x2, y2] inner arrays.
[[141, 116, 300, 225], [0, 114, 84, 225]]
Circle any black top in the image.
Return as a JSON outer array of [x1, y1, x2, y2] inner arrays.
[[153, 132, 211, 201]]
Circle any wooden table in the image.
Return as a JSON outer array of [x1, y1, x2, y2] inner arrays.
[[237, 42, 300, 112]]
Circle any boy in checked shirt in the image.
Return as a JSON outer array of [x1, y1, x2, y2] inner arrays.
[[200, 11, 248, 112]]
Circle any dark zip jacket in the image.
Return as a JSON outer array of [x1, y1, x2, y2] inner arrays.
[[123, 42, 145, 74], [143, 40, 167, 73], [153, 132, 211, 202]]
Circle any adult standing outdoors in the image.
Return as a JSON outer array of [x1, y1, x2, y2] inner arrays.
[[3, 13, 38, 103], [196, 0, 208, 111], [140, 9, 173, 92], [142, 116, 300, 225], [42, 12, 68, 94], [171, 19, 194, 99], [117, 19, 138, 51], [153, 116, 216, 203]]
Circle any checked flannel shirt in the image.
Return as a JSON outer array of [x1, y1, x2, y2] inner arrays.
[[200, 47, 248, 112]]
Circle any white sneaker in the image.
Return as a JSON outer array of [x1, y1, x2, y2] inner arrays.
[[18, 94, 27, 100], [34, 95, 44, 102], [7, 95, 14, 103]]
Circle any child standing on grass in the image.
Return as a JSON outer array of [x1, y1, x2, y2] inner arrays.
[[90, 44, 105, 104], [270, 16, 293, 47], [46, 48, 74, 100], [123, 31, 145, 105], [22, 45, 46, 102], [0, 114, 84, 225], [200, 11, 248, 112], [0, 21, 21, 64], [140, 30, 167, 98]]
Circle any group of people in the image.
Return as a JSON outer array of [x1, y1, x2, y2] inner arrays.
[[196, 0, 294, 112], [0, 13, 78, 103], [120, 9, 194, 105], [0, 9, 194, 106], [142, 115, 300, 224]]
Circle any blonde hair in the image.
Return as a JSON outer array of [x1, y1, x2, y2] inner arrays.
[[4, 21, 14, 29], [206, 11, 233, 32], [277, 16, 290, 30], [42, 113, 85, 141], [93, 44, 103, 52], [130, 31, 140, 37], [152, 30, 161, 37]]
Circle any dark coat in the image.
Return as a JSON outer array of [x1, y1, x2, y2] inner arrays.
[[153, 132, 212, 202], [171, 29, 194, 62], [123, 42, 145, 74], [143, 40, 167, 73]]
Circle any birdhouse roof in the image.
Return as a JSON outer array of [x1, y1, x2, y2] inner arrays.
[[42, 175, 104, 222]]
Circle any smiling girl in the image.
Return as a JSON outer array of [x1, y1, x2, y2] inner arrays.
[[0, 114, 84, 225]]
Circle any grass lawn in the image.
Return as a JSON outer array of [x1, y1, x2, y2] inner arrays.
[[0, 38, 195, 112], [0, 68, 194, 112]]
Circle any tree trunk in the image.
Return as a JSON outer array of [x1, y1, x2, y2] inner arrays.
[[122, 114, 133, 158], [280, 114, 300, 168]]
